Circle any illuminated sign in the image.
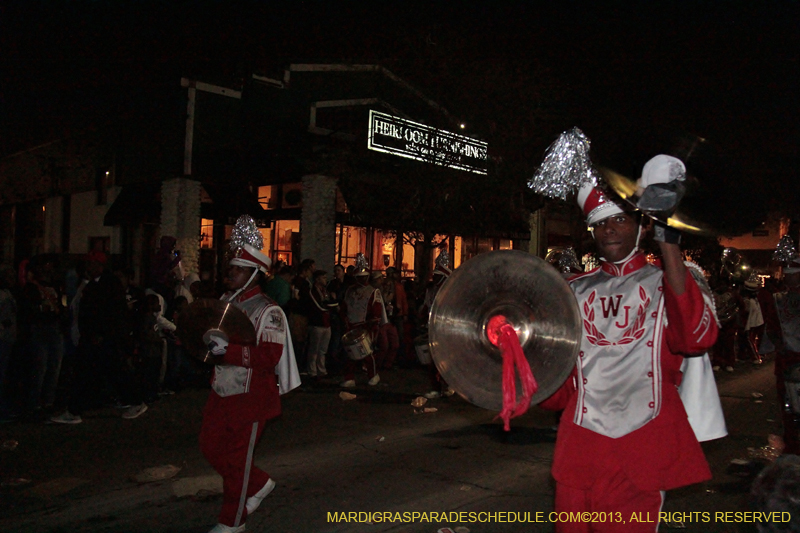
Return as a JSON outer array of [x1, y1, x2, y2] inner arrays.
[[367, 110, 488, 174]]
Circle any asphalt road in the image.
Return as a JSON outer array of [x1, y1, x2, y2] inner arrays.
[[0, 357, 788, 533]]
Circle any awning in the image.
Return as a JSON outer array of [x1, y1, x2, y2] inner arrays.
[[201, 184, 269, 224], [104, 182, 162, 226], [336, 178, 531, 240]]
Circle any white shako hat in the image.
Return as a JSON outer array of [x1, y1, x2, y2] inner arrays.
[[230, 244, 271, 273], [744, 271, 761, 290], [576, 182, 624, 226], [229, 215, 271, 273]]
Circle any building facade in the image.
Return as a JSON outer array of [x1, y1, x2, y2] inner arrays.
[[0, 64, 536, 286]]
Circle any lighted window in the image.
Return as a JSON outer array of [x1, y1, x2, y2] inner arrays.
[[257, 185, 278, 210], [498, 239, 513, 250], [338, 225, 367, 268], [453, 236, 462, 269], [374, 230, 393, 270], [259, 227, 272, 258], [200, 218, 214, 249], [402, 239, 415, 274], [273, 220, 299, 265]]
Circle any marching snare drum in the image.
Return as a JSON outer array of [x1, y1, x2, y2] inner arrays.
[[341, 327, 374, 361]]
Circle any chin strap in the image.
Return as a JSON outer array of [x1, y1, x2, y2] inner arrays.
[[225, 269, 260, 302], [599, 225, 644, 265]]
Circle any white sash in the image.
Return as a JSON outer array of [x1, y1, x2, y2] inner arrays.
[[679, 354, 728, 441]]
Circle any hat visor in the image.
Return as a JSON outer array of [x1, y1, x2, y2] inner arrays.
[[229, 258, 268, 273]]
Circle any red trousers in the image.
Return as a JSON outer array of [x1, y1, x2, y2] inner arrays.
[[555, 466, 663, 533], [200, 406, 272, 527]]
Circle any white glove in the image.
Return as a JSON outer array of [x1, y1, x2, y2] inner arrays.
[[636, 155, 686, 212], [202, 329, 229, 356], [637, 155, 686, 188]]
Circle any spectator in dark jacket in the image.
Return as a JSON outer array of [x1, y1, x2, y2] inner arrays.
[[19, 256, 64, 413], [51, 251, 148, 424], [289, 258, 315, 373]]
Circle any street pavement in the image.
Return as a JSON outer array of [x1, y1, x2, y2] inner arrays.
[[0, 356, 788, 533]]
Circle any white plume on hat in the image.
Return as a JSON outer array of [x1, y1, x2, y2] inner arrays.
[[354, 253, 370, 276], [434, 249, 452, 277], [225, 215, 271, 302], [744, 271, 761, 289], [228, 215, 271, 273]]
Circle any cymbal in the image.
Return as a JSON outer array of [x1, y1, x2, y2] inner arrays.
[[600, 166, 716, 236], [176, 298, 257, 364], [429, 250, 582, 412]]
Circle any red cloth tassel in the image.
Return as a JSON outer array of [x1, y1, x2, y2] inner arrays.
[[487, 315, 538, 431]]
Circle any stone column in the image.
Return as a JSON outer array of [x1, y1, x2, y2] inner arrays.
[[527, 209, 545, 258], [300, 175, 337, 268], [160, 178, 201, 275]]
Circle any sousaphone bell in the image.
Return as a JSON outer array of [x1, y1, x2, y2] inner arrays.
[[429, 250, 582, 412]]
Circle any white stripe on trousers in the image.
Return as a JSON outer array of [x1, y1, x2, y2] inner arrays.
[[234, 421, 260, 527]]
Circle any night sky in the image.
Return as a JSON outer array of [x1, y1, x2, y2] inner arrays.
[[1, 1, 796, 233]]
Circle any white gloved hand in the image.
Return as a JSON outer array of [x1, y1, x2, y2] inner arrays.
[[202, 329, 229, 356], [637, 155, 686, 188], [636, 155, 686, 212]]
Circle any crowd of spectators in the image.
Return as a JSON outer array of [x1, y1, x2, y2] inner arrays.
[[0, 245, 444, 424], [262, 258, 434, 391], [0, 241, 220, 424]]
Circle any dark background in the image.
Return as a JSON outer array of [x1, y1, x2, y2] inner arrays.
[[1, 1, 796, 234]]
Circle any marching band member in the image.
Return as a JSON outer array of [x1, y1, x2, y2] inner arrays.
[[540, 156, 719, 532], [764, 239, 800, 455], [200, 216, 300, 533], [340, 254, 387, 387]]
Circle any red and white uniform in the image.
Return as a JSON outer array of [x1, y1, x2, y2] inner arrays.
[[200, 286, 300, 528], [342, 283, 386, 379], [344, 283, 387, 328], [541, 252, 718, 532]]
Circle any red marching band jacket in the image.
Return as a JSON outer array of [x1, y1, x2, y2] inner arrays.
[[206, 287, 288, 422], [540, 253, 719, 491]]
